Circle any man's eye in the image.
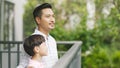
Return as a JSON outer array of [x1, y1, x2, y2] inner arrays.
[[46, 15, 50, 17]]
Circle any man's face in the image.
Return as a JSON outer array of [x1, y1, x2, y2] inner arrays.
[[38, 8, 55, 31]]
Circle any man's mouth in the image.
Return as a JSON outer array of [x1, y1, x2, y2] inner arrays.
[[49, 23, 54, 27]]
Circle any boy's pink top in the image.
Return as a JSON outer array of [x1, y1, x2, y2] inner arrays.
[[27, 59, 44, 68]]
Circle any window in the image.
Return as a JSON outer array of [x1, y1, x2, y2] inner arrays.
[[0, 1, 15, 41], [0, 1, 15, 49], [0, 0, 2, 40]]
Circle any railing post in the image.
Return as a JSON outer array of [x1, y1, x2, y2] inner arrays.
[[17, 44, 20, 65], [0, 51, 2, 68], [8, 43, 11, 68]]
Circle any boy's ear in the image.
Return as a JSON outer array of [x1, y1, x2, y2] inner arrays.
[[35, 17, 41, 25], [33, 46, 40, 53]]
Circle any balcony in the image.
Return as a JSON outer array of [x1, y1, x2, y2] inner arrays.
[[0, 41, 82, 68]]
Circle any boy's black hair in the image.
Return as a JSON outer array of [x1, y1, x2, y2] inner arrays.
[[33, 3, 52, 25], [23, 35, 45, 56]]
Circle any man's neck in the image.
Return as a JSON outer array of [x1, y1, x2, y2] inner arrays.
[[38, 27, 49, 37]]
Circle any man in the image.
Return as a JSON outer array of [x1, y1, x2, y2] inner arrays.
[[17, 3, 58, 68]]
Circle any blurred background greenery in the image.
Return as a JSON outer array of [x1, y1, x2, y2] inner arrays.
[[23, 0, 120, 68]]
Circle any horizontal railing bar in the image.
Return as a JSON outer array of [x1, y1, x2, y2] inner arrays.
[[0, 51, 20, 53], [0, 51, 65, 53], [57, 41, 81, 45], [0, 41, 23, 44], [0, 41, 79, 45]]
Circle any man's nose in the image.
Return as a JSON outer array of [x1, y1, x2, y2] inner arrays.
[[50, 17, 55, 23]]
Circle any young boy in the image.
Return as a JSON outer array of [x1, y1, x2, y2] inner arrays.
[[23, 34, 47, 68]]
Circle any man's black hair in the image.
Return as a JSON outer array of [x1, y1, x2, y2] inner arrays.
[[33, 3, 52, 24]]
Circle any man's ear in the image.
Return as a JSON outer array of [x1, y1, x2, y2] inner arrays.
[[35, 17, 41, 25]]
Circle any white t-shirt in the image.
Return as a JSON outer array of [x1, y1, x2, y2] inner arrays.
[[17, 28, 58, 68]]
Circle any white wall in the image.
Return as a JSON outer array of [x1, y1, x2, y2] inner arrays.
[[14, 0, 26, 41]]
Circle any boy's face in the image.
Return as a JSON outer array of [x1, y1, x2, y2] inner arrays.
[[37, 8, 55, 31], [38, 42, 48, 56]]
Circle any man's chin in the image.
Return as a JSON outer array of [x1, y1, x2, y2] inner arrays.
[[50, 27, 55, 30]]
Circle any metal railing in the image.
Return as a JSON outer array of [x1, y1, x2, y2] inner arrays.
[[0, 41, 82, 68], [53, 41, 82, 68], [0, 41, 22, 68]]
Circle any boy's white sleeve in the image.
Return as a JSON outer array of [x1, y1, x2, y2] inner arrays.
[[16, 45, 31, 68]]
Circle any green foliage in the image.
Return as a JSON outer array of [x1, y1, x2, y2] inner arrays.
[[23, 0, 37, 37], [112, 51, 120, 68], [23, 0, 120, 67], [82, 46, 120, 68]]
